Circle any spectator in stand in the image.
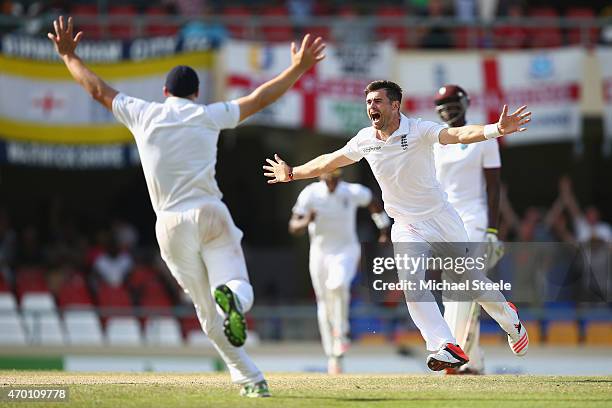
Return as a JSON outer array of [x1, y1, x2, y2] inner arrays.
[[494, 1, 526, 48], [559, 176, 612, 244], [558, 176, 611, 301], [85, 228, 110, 269], [0, 209, 16, 281], [288, 0, 314, 25], [180, 4, 228, 48], [169, 0, 206, 17], [111, 218, 139, 253], [420, 0, 452, 48], [454, 0, 476, 22], [14, 225, 45, 268], [92, 237, 133, 287]]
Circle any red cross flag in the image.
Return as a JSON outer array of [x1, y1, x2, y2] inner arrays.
[[399, 48, 584, 146], [224, 40, 395, 136]]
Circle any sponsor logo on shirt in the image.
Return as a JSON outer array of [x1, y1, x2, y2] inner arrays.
[[362, 145, 382, 154], [400, 135, 408, 150]]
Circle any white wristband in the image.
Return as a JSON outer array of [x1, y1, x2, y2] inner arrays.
[[371, 212, 391, 229], [484, 123, 502, 140]]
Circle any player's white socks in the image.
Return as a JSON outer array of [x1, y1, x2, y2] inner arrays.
[[225, 279, 254, 312], [316, 299, 334, 357], [406, 300, 457, 351], [478, 301, 520, 336]]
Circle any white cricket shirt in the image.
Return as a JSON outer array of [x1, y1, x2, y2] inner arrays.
[[112, 94, 240, 214], [433, 138, 501, 220], [292, 180, 372, 249], [340, 114, 447, 223]]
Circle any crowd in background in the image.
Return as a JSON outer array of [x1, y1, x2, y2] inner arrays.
[[0, 174, 609, 309], [0, 0, 611, 47]]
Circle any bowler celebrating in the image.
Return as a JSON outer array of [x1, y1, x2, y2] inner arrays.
[[264, 80, 531, 371]]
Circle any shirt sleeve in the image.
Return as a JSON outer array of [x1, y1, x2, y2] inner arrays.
[[206, 100, 240, 130], [417, 119, 446, 145], [482, 138, 502, 169], [112, 93, 150, 130], [339, 135, 364, 162], [292, 186, 312, 216], [349, 184, 373, 207]]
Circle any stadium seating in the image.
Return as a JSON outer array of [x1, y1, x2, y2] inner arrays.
[[108, 5, 137, 40], [144, 316, 182, 346], [375, 6, 410, 48], [0, 292, 17, 312], [566, 7, 599, 46], [584, 322, 612, 345], [21, 292, 66, 345], [261, 6, 293, 42], [0, 313, 27, 345], [106, 316, 142, 346], [528, 7, 563, 48], [144, 6, 179, 37], [224, 6, 251, 39], [64, 309, 104, 346], [57, 273, 94, 308], [71, 4, 102, 40], [186, 330, 215, 348], [15, 267, 48, 299], [546, 321, 580, 345]]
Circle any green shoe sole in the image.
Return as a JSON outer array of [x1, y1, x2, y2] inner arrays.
[[214, 285, 247, 347]]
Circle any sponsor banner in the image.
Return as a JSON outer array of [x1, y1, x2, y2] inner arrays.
[[0, 51, 214, 144], [1, 33, 216, 62], [224, 40, 395, 136], [596, 47, 612, 154], [0, 140, 140, 169], [398, 48, 584, 146]]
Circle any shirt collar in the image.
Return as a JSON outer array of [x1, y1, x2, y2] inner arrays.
[[370, 113, 410, 141], [165, 96, 194, 105]]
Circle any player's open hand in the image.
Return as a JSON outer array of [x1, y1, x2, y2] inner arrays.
[[263, 154, 292, 184], [48, 15, 83, 57], [497, 104, 531, 136], [291, 34, 326, 73]]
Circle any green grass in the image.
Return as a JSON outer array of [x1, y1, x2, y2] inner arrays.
[[1, 371, 611, 407]]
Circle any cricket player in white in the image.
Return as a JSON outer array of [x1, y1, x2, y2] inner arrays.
[[264, 80, 531, 371], [289, 170, 390, 374], [433, 84, 504, 374], [49, 16, 326, 397]]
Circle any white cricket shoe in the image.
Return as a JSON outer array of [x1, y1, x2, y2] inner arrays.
[[507, 302, 529, 356], [426, 343, 469, 371]]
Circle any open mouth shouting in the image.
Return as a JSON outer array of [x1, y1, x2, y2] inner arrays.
[[370, 111, 382, 126]]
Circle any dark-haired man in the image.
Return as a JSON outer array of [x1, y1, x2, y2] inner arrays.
[[264, 80, 531, 371], [49, 15, 325, 397]]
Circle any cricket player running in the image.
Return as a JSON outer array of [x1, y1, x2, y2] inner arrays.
[[289, 170, 391, 374], [433, 85, 504, 374], [49, 16, 325, 397], [264, 80, 531, 371]]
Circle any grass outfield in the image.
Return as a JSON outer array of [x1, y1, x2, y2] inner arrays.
[[1, 372, 611, 407]]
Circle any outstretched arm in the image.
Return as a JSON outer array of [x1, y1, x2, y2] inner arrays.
[[236, 34, 325, 122], [439, 105, 531, 145], [48, 16, 118, 111], [263, 149, 355, 184], [558, 176, 583, 220]]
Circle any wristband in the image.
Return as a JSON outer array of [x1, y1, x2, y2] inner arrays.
[[484, 123, 502, 140], [371, 212, 391, 229], [288, 167, 294, 181], [486, 227, 498, 235]]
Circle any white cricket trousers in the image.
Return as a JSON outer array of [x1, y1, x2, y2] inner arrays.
[[309, 242, 360, 358], [155, 201, 263, 385], [392, 205, 518, 352], [442, 211, 487, 371]]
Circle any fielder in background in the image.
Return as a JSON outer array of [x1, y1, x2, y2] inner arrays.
[[433, 84, 504, 375], [289, 170, 391, 374], [49, 15, 325, 398]]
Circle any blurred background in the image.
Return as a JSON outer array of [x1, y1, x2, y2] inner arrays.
[[0, 0, 610, 374]]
